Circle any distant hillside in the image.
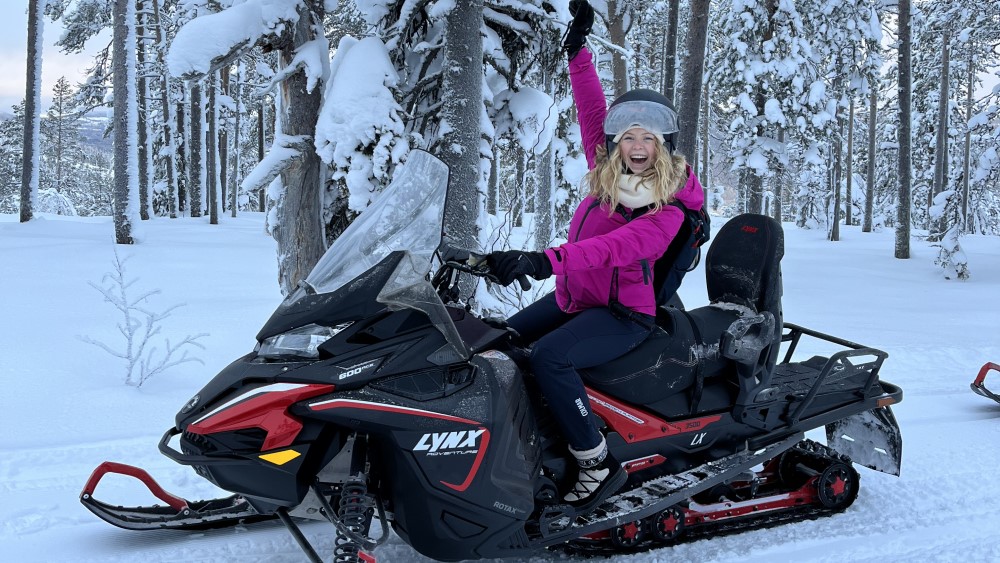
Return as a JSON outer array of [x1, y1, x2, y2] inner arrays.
[[76, 112, 114, 153], [0, 109, 114, 154]]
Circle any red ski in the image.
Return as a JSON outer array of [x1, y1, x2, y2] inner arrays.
[[971, 363, 1000, 403]]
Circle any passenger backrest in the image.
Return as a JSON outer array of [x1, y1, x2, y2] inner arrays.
[[704, 214, 784, 370]]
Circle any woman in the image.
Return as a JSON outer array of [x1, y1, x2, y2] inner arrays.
[[485, 0, 705, 513]]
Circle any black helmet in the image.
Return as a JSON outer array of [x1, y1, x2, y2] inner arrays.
[[603, 89, 678, 154]]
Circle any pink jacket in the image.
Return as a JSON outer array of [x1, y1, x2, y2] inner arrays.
[[542, 48, 705, 316]]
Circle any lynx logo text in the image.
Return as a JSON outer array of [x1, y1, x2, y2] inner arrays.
[[414, 429, 486, 456]]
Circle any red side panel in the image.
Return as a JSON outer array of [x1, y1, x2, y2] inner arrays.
[[187, 384, 335, 450], [585, 387, 722, 443]]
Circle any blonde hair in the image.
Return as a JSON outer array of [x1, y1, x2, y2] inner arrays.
[[588, 140, 688, 214]]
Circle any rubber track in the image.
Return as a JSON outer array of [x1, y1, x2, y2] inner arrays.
[[556, 440, 855, 557]]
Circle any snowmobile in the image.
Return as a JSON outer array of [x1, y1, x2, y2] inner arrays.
[[80, 151, 903, 562], [971, 362, 1000, 403]]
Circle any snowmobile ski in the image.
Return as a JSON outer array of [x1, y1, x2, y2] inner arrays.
[[971, 362, 1000, 403], [80, 461, 274, 531]]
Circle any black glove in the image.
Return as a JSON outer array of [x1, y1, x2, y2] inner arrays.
[[563, 0, 595, 60], [486, 250, 553, 287]]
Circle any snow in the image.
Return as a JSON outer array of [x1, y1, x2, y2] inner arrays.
[[314, 36, 406, 212], [166, 0, 301, 79], [3, 211, 1000, 561]]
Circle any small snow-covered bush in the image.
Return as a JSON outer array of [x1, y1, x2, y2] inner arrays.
[[79, 250, 207, 387]]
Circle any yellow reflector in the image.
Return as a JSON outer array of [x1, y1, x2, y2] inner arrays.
[[259, 450, 302, 466]]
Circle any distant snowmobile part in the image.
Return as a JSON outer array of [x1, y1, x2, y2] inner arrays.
[[971, 362, 1000, 403]]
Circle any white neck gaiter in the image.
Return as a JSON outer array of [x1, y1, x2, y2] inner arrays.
[[617, 175, 657, 209]]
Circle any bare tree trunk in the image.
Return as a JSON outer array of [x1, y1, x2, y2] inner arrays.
[[512, 147, 525, 228], [487, 152, 498, 215], [258, 99, 266, 212], [188, 82, 203, 218], [701, 65, 711, 202], [273, 1, 326, 294], [829, 60, 844, 241], [535, 66, 554, 249], [773, 127, 784, 222], [20, 0, 43, 223], [136, 0, 150, 220], [231, 62, 241, 218], [112, 0, 139, 243], [676, 0, 710, 161], [220, 66, 230, 215], [662, 0, 680, 103], [864, 86, 876, 233], [439, 0, 483, 260], [896, 0, 912, 259], [845, 97, 855, 227], [176, 94, 187, 214], [152, 0, 178, 218], [929, 30, 950, 242], [962, 45, 973, 233], [535, 145, 554, 250], [607, 0, 628, 96], [207, 72, 219, 224]]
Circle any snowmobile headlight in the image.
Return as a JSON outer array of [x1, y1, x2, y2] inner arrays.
[[258, 323, 352, 360]]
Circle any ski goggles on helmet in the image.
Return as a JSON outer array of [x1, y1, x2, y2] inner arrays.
[[604, 100, 679, 143]]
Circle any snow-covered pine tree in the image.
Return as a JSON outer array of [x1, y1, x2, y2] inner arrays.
[[931, 189, 969, 280], [0, 101, 26, 213], [712, 0, 827, 216], [359, 0, 559, 247], [798, 0, 882, 240], [40, 76, 86, 199]]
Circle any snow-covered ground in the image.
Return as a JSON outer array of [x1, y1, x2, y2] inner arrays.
[[2, 211, 1000, 562]]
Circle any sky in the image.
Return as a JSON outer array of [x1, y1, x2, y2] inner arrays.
[[0, 2, 109, 114], [2, 207, 1000, 562]]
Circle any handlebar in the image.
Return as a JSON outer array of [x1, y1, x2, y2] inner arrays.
[[440, 248, 532, 291]]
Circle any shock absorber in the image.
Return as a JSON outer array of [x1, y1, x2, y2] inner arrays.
[[333, 476, 374, 562]]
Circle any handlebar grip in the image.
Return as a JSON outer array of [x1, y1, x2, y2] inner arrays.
[[517, 275, 532, 291]]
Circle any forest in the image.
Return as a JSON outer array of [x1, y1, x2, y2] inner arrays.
[[4, 0, 999, 292]]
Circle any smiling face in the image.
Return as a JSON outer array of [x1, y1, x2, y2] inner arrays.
[[617, 127, 661, 174]]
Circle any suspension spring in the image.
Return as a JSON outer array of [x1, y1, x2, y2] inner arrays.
[[333, 477, 374, 563]]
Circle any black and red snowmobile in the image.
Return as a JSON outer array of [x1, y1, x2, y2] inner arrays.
[[80, 151, 903, 562], [971, 362, 1000, 403]]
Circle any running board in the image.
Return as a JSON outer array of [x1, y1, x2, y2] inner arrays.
[[532, 433, 804, 547], [80, 461, 275, 531]]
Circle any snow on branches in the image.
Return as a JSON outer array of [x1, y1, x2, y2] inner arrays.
[[166, 0, 302, 80]]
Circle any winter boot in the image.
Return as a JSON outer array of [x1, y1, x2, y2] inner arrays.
[[564, 436, 627, 514]]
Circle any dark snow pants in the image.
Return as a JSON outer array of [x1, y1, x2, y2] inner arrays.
[[507, 293, 653, 451]]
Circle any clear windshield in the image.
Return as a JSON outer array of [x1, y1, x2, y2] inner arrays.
[[288, 151, 467, 363]]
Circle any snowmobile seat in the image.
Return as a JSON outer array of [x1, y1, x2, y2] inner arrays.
[[580, 213, 784, 420], [703, 213, 785, 429]]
